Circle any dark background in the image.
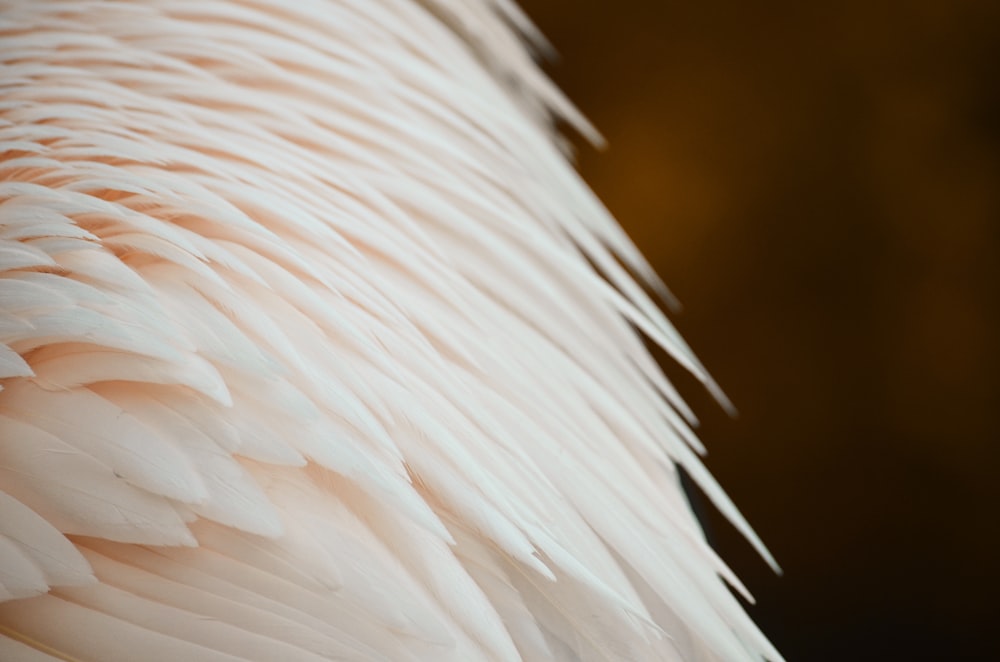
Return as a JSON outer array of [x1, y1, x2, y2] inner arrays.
[[520, 1, 999, 660]]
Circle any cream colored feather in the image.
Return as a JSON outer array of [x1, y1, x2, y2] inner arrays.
[[0, 1, 780, 659]]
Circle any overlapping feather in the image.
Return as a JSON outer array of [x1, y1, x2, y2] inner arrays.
[[0, 1, 780, 660]]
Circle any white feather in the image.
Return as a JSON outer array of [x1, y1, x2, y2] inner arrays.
[[0, 1, 780, 660]]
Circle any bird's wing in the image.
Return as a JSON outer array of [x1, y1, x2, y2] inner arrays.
[[0, 1, 780, 660]]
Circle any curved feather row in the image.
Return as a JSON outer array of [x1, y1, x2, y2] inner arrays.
[[0, 1, 780, 660]]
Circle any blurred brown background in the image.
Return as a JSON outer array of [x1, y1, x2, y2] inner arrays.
[[520, 1, 1000, 659]]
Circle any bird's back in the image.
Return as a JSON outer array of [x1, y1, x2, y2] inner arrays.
[[0, 1, 779, 660]]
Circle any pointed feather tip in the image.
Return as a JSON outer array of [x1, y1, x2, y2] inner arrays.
[[698, 374, 784, 576], [510, 13, 557, 61], [748, 531, 782, 577], [526, 551, 556, 582], [704, 375, 739, 419], [589, 127, 609, 151], [646, 270, 683, 313], [766, 545, 783, 576]]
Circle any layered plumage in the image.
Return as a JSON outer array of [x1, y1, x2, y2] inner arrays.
[[0, 1, 780, 660]]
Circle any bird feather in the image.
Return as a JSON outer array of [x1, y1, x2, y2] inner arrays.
[[0, 1, 780, 659]]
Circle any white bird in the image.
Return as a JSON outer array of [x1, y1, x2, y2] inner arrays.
[[0, 1, 780, 660]]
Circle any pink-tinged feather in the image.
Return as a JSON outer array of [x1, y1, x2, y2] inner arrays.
[[0, 1, 779, 660]]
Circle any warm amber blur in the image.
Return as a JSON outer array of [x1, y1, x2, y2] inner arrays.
[[521, 1, 999, 659]]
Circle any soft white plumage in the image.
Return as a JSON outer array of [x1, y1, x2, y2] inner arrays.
[[0, 1, 780, 660]]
